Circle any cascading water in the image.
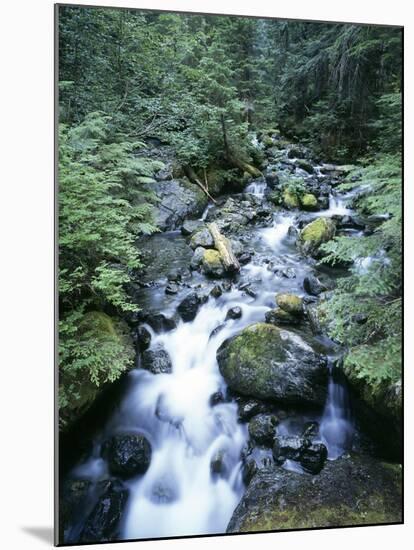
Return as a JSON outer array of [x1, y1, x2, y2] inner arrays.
[[260, 213, 295, 250], [245, 180, 267, 198], [64, 180, 360, 542], [320, 360, 354, 459]]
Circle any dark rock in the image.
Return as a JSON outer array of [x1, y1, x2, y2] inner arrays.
[[181, 219, 204, 236], [141, 346, 172, 374], [242, 458, 258, 486], [190, 246, 206, 270], [165, 283, 179, 295], [217, 323, 328, 406], [190, 227, 214, 249], [227, 455, 402, 533], [248, 414, 279, 447], [102, 434, 152, 478], [146, 313, 176, 333], [134, 325, 151, 351], [237, 399, 269, 421], [265, 171, 279, 189], [300, 443, 328, 474], [210, 284, 223, 298], [302, 421, 320, 439], [265, 308, 301, 326], [209, 391, 225, 406], [80, 480, 128, 543], [272, 435, 308, 463], [303, 275, 325, 296], [60, 479, 92, 540], [210, 449, 230, 478], [177, 292, 201, 322], [238, 252, 252, 265], [225, 306, 242, 321], [151, 179, 208, 231]]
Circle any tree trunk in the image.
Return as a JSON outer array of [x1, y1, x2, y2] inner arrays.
[[207, 222, 240, 273]]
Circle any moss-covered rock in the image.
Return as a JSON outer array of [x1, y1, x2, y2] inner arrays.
[[227, 454, 402, 533], [300, 193, 318, 211], [59, 312, 134, 429], [201, 249, 225, 278], [275, 293, 303, 315], [283, 189, 300, 209], [343, 346, 402, 426], [298, 217, 336, 256], [216, 323, 327, 406]]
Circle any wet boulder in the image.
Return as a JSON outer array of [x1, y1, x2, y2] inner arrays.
[[190, 227, 214, 249], [181, 219, 204, 236], [190, 246, 206, 270], [217, 323, 328, 406], [59, 479, 92, 542], [102, 434, 152, 478], [133, 325, 151, 351], [201, 249, 225, 278], [265, 170, 279, 189], [283, 189, 300, 209], [275, 293, 304, 316], [227, 454, 402, 533], [303, 274, 325, 296], [146, 313, 176, 333], [297, 217, 336, 257], [300, 193, 318, 210], [300, 443, 328, 474], [210, 284, 223, 298], [225, 306, 242, 321], [177, 292, 201, 322], [265, 308, 301, 326], [141, 345, 172, 374], [248, 414, 279, 447], [80, 480, 128, 543]]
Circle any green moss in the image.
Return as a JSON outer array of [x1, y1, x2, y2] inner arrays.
[[201, 249, 224, 276], [283, 189, 300, 209], [239, 500, 400, 533], [262, 136, 274, 148], [59, 311, 134, 429], [298, 217, 336, 255], [300, 193, 318, 210], [276, 293, 303, 315]]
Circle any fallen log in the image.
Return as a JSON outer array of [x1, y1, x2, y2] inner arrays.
[[207, 222, 240, 273]]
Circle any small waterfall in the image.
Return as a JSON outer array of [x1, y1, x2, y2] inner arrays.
[[245, 180, 267, 198], [200, 203, 213, 221], [260, 213, 295, 250], [320, 360, 354, 459]]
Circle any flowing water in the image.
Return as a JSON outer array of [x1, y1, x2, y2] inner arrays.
[[65, 177, 358, 541]]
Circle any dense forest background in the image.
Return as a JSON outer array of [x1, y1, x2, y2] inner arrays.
[[58, 7, 402, 428]]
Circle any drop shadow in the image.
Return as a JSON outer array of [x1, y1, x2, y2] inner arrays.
[[21, 527, 54, 545]]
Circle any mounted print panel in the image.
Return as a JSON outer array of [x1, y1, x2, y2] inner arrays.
[[56, 3, 403, 545]]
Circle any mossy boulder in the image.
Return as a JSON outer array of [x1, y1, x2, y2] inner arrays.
[[216, 323, 327, 406], [283, 189, 300, 209], [275, 293, 303, 316], [59, 311, 134, 429], [227, 454, 402, 533], [298, 217, 336, 256], [300, 193, 318, 211], [296, 159, 314, 174], [201, 249, 225, 278]]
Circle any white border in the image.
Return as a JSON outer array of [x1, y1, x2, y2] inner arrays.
[[1, 1, 412, 549]]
